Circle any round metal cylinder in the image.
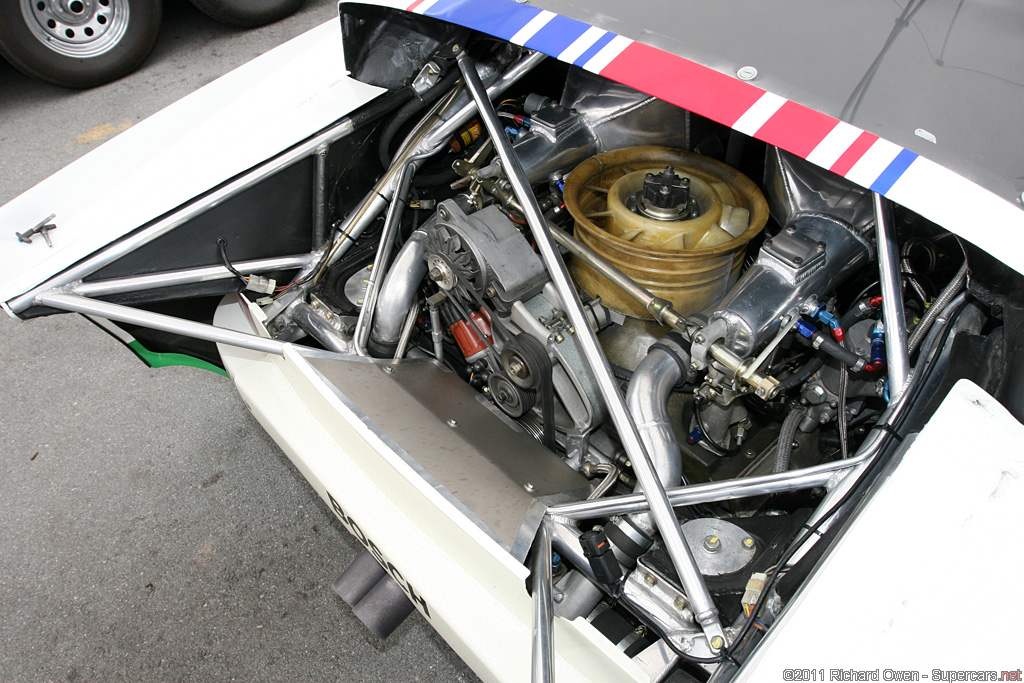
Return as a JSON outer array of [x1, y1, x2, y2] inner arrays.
[[564, 146, 768, 320]]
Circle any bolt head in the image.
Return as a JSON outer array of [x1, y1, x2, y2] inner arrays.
[[447, 418, 458, 428], [710, 635, 725, 651], [644, 573, 657, 587], [702, 535, 722, 553], [673, 596, 687, 611], [736, 65, 758, 81], [819, 413, 830, 424], [382, 366, 394, 374], [742, 537, 755, 550], [523, 481, 536, 492]]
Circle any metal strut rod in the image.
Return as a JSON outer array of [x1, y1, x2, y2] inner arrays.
[[532, 519, 554, 683], [455, 52, 727, 655], [872, 193, 910, 401], [36, 292, 288, 356]]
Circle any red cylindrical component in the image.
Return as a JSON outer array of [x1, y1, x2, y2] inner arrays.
[[450, 308, 492, 361]]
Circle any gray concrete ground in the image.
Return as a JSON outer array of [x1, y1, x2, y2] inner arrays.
[[0, 3, 478, 681]]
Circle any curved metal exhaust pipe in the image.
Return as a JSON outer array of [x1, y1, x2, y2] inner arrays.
[[369, 228, 428, 354]]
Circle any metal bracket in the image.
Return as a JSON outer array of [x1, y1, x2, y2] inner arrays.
[[16, 214, 57, 247]]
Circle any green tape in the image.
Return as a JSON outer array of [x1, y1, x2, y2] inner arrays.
[[127, 340, 229, 377]]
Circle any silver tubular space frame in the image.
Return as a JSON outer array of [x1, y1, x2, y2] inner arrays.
[[16, 39, 935, 681], [16, 52, 548, 357], [504, 97, 924, 681]]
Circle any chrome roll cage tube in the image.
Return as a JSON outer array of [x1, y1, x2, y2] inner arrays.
[[527, 191, 953, 680], [8, 51, 545, 364], [263, 50, 548, 329], [872, 193, 911, 401], [457, 49, 731, 675]]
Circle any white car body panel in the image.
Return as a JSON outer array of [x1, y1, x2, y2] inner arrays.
[[213, 297, 647, 683], [739, 378, 1024, 678], [0, 20, 382, 305]]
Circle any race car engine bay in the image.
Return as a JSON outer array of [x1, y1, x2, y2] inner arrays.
[[229, 24, 989, 678]]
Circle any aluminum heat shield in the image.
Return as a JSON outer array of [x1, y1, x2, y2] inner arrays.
[[306, 357, 589, 558]]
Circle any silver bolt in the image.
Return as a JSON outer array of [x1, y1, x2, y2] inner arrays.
[[508, 359, 526, 377], [742, 537, 755, 551], [553, 591, 564, 603], [736, 65, 758, 81], [819, 413, 830, 424], [817, 241, 827, 252], [447, 418, 458, 428], [702, 535, 721, 553], [382, 366, 394, 374], [745, 448, 756, 459], [694, 334, 706, 344], [785, 225, 797, 234], [644, 573, 657, 587], [523, 481, 536, 492], [673, 596, 687, 611], [438, 206, 450, 220]]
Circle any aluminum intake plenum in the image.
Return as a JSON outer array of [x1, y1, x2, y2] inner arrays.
[[705, 213, 873, 357]]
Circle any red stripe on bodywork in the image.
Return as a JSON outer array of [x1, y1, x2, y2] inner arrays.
[[829, 131, 878, 176], [754, 101, 839, 159], [407, 0, 427, 11], [600, 42, 762, 127]]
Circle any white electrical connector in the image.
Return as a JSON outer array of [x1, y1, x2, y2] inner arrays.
[[245, 274, 276, 295], [741, 572, 768, 616]]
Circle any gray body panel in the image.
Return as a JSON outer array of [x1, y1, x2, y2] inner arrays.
[[529, 0, 1024, 207]]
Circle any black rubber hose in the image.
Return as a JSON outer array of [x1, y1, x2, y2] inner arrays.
[[411, 164, 461, 188], [816, 333, 865, 369], [776, 354, 825, 393], [377, 69, 461, 169], [346, 86, 416, 131]]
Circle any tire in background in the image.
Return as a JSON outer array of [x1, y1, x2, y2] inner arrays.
[[0, 0, 161, 88], [187, 0, 306, 29]]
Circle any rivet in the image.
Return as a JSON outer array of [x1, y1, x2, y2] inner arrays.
[[736, 66, 757, 81]]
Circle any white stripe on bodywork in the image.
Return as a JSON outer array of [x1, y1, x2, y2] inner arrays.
[[582, 35, 633, 74], [844, 137, 903, 189], [557, 26, 607, 64], [509, 10, 556, 45], [805, 120, 864, 169], [730, 92, 788, 137]]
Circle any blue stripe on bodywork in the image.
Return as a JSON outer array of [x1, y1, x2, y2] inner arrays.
[[871, 148, 919, 195], [572, 31, 615, 66], [523, 14, 591, 54], [421, 0, 541, 42]]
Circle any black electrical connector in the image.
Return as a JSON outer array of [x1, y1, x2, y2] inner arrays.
[[579, 529, 623, 587]]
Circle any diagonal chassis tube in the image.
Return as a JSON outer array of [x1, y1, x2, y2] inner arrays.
[[454, 51, 727, 676]]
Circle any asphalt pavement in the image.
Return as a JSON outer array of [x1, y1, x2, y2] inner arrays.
[[0, 3, 478, 681]]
